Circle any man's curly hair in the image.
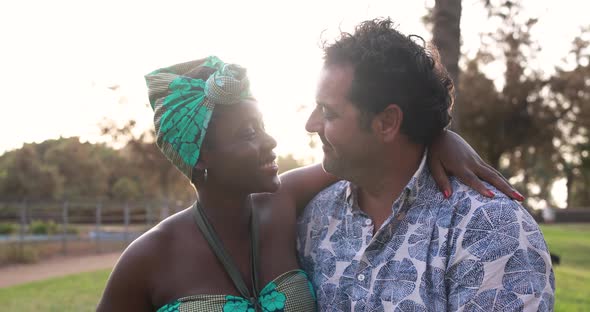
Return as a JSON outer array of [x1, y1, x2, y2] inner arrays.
[[323, 18, 454, 145]]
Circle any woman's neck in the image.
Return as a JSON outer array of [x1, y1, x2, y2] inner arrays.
[[196, 187, 252, 231]]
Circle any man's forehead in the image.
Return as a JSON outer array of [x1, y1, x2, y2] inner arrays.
[[318, 64, 354, 86], [316, 64, 354, 105]]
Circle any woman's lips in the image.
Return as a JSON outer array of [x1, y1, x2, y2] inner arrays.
[[259, 159, 278, 174]]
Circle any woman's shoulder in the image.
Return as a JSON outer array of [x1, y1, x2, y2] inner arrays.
[[97, 209, 199, 311], [116, 209, 194, 270]]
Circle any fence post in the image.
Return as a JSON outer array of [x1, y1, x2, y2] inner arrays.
[[61, 201, 69, 255], [160, 198, 169, 221], [124, 202, 130, 243], [146, 202, 152, 227], [19, 199, 27, 259], [95, 201, 102, 253]]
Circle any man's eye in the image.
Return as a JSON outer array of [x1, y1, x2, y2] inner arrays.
[[322, 107, 335, 119]]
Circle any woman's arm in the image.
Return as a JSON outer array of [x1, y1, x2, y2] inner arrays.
[[279, 130, 523, 218], [428, 130, 524, 200], [278, 163, 339, 216], [96, 236, 154, 311]]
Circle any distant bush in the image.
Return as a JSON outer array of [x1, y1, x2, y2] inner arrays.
[[0, 223, 18, 235], [30, 220, 59, 235], [59, 224, 79, 235]]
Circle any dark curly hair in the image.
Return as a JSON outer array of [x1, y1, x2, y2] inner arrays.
[[323, 18, 454, 145]]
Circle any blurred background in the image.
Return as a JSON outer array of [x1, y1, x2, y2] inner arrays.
[[0, 0, 588, 310]]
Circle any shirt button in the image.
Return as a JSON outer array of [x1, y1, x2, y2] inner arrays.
[[365, 219, 372, 226], [357, 274, 365, 281]]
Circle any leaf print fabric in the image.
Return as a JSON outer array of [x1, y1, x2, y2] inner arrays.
[[463, 289, 524, 312], [462, 200, 521, 261], [330, 215, 363, 261], [502, 248, 547, 297], [374, 258, 417, 303], [339, 260, 373, 300], [446, 259, 484, 309], [297, 156, 554, 311]]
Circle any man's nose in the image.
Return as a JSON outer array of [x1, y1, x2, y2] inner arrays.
[[305, 108, 321, 133]]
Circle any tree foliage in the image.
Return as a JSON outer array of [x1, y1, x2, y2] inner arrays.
[[0, 121, 308, 203], [455, 0, 590, 207]]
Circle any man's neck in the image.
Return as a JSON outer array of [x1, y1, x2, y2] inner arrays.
[[354, 143, 424, 229]]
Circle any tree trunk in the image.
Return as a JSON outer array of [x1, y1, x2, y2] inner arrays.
[[432, 0, 462, 131]]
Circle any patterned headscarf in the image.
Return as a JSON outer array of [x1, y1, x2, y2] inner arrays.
[[145, 56, 252, 181]]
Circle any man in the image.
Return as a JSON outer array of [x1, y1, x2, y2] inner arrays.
[[297, 18, 554, 311]]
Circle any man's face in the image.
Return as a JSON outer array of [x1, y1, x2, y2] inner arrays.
[[305, 64, 379, 179]]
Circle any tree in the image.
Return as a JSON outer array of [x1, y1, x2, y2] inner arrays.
[[548, 28, 590, 207], [43, 138, 111, 199], [100, 119, 195, 202], [112, 177, 141, 201], [457, 2, 563, 206], [432, 0, 462, 130], [0, 144, 64, 200]]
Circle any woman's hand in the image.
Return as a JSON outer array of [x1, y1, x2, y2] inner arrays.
[[428, 130, 524, 201]]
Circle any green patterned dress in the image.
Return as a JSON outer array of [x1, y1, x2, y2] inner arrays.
[[157, 201, 316, 312], [157, 270, 316, 312]]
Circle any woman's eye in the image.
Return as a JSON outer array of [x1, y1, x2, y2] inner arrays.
[[243, 128, 257, 139]]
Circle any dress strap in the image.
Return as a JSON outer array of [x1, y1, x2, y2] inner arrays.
[[191, 199, 259, 306], [250, 196, 260, 300]]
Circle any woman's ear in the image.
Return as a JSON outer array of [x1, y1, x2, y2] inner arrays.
[[192, 158, 209, 185], [195, 149, 209, 170], [372, 104, 403, 142], [195, 159, 207, 170]]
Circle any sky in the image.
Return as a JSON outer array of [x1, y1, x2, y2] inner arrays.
[[0, 0, 587, 206]]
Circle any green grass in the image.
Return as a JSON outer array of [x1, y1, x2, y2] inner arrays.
[[540, 223, 590, 311], [0, 269, 111, 312], [0, 224, 588, 311]]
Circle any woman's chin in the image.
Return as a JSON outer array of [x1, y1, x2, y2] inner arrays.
[[255, 176, 281, 194]]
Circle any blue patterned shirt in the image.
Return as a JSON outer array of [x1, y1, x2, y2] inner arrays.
[[297, 157, 555, 311]]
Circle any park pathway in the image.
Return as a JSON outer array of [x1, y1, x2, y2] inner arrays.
[[0, 252, 120, 288]]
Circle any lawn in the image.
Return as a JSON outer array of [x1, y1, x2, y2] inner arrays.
[[540, 223, 590, 312], [0, 224, 588, 311], [0, 268, 110, 312]]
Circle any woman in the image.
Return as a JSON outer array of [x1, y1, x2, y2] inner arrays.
[[97, 57, 520, 311]]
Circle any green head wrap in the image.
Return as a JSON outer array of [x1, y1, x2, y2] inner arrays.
[[145, 56, 252, 181]]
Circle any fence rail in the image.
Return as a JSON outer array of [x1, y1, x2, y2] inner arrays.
[[0, 200, 193, 265]]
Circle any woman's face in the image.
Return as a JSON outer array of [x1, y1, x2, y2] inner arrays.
[[201, 99, 280, 194]]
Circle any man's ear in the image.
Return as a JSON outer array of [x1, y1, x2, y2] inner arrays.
[[372, 104, 403, 143]]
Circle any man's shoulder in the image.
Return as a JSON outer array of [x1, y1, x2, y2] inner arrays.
[[449, 178, 526, 213], [427, 177, 539, 233], [299, 181, 349, 220], [443, 178, 550, 259]]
